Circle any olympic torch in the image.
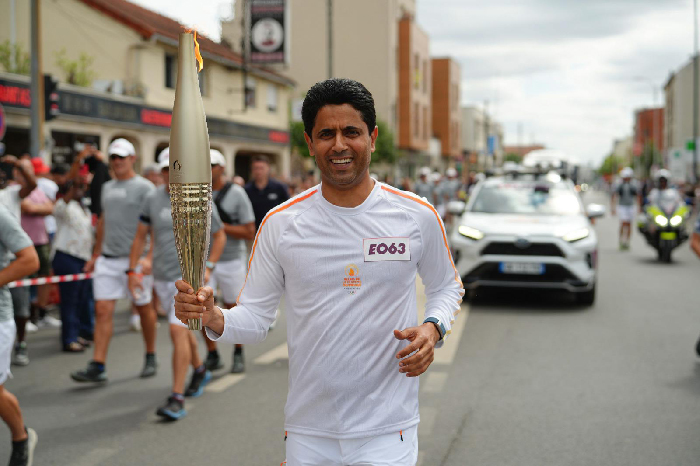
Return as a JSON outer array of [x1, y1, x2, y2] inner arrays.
[[169, 31, 211, 330]]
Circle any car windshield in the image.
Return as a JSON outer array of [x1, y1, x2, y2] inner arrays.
[[470, 183, 582, 215]]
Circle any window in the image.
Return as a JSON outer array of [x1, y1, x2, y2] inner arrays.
[[165, 54, 176, 89], [414, 53, 420, 90], [423, 60, 427, 94], [414, 102, 420, 138], [267, 84, 278, 112], [245, 76, 257, 108]]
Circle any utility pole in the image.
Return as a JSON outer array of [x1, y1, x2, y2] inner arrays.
[[327, 0, 333, 79], [694, 0, 699, 181], [10, 0, 16, 70], [30, 0, 44, 159]]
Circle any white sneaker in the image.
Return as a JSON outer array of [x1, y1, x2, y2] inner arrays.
[[37, 315, 62, 329], [129, 314, 142, 332], [25, 322, 39, 333]]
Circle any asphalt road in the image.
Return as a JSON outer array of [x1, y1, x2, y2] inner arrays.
[[4, 190, 700, 465]]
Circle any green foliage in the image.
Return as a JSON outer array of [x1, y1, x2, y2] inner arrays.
[[504, 153, 521, 163], [290, 119, 398, 165], [373, 120, 396, 164], [290, 121, 310, 158], [598, 153, 624, 176], [55, 49, 96, 87], [0, 41, 30, 75]]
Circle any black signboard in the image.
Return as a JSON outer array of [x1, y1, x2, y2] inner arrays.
[[0, 77, 289, 145], [248, 0, 287, 64]]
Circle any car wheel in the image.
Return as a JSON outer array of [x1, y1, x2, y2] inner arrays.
[[575, 285, 595, 306]]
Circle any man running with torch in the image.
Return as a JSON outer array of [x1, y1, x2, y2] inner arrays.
[[174, 78, 464, 465]]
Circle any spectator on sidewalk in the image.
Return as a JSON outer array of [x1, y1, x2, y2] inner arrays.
[[52, 178, 95, 352]]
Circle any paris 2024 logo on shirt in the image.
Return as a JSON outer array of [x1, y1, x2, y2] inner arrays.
[[343, 264, 362, 295]]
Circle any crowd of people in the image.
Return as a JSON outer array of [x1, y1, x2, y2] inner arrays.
[[0, 141, 296, 463]]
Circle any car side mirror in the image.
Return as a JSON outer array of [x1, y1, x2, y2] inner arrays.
[[586, 203, 606, 219], [447, 200, 466, 216]]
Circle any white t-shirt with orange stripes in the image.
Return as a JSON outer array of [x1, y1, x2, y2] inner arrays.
[[207, 180, 464, 439]]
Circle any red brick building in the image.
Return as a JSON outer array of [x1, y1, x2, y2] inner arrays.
[[633, 108, 664, 156]]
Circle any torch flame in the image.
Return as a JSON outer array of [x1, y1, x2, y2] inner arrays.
[[185, 28, 204, 72]]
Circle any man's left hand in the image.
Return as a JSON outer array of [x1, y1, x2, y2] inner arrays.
[[393, 323, 441, 377]]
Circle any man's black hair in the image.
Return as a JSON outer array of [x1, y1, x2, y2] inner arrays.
[[302, 78, 376, 139]]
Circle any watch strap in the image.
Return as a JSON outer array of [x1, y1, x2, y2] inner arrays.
[[423, 317, 445, 341]]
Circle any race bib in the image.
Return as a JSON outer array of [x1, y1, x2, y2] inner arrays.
[[363, 237, 410, 262]]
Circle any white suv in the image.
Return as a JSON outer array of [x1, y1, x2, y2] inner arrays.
[[449, 173, 603, 305]]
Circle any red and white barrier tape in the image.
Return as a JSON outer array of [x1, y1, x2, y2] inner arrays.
[[8, 273, 93, 289]]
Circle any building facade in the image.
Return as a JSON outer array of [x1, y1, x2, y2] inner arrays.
[[0, 0, 295, 179], [222, 0, 416, 137], [431, 57, 461, 166], [663, 56, 699, 181], [460, 105, 504, 170]]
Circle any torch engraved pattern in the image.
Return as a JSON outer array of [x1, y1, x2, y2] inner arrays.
[[171, 182, 212, 330]]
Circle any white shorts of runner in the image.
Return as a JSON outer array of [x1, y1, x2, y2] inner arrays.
[[0, 319, 16, 385], [93, 256, 153, 306], [205, 258, 246, 305], [153, 280, 186, 328], [284, 425, 418, 466], [618, 205, 635, 223]]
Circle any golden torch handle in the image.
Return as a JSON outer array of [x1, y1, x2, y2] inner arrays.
[[171, 183, 212, 330]]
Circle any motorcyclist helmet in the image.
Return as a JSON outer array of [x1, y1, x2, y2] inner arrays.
[[654, 169, 671, 184]]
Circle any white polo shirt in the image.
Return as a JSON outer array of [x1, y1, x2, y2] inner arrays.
[[207, 181, 464, 439]]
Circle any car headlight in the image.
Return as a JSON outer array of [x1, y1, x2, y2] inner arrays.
[[670, 215, 683, 227], [655, 215, 669, 227], [561, 228, 589, 243], [458, 225, 484, 240]]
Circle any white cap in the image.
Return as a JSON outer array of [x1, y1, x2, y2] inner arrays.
[[156, 147, 170, 169], [655, 168, 671, 180], [620, 167, 633, 178], [446, 167, 458, 177], [419, 167, 431, 177], [210, 149, 225, 167], [107, 138, 135, 158]]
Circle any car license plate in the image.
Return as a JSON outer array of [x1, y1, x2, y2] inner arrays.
[[499, 262, 545, 275], [660, 232, 676, 240]]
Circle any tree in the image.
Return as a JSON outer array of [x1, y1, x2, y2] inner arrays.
[[0, 41, 30, 75], [504, 153, 521, 163], [55, 49, 96, 87], [598, 153, 624, 176], [290, 119, 397, 164]]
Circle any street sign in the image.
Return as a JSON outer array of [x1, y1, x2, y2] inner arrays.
[[0, 103, 5, 141], [688, 140, 696, 151]]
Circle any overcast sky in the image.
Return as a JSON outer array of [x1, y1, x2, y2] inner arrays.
[[132, 0, 696, 166]]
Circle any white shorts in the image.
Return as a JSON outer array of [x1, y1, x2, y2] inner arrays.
[[206, 258, 246, 305], [93, 256, 153, 306], [154, 280, 186, 328], [618, 205, 635, 223], [284, 426, 418, 466], [0, 319, 16, 385]]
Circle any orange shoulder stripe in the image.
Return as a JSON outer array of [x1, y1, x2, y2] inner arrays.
[[381, 186, 463, 288], [236, 189, 318, 304]]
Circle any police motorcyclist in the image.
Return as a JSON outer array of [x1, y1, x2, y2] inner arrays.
[[647, 169, 683, 208]]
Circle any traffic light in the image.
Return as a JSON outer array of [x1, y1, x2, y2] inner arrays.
[[44, 74, 59, 121]]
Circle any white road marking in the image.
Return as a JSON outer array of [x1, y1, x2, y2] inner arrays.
[[254, 342, 289, 365], [206, 374, 246, 393], [74, 448, 118, 466], [419, 407, 438, 438], [422, 372, 448, 393]]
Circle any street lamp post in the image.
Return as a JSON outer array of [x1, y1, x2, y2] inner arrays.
[[694, 0, 699, 182]]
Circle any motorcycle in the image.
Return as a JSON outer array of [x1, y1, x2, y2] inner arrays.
[[637, 195, 690, 263]]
